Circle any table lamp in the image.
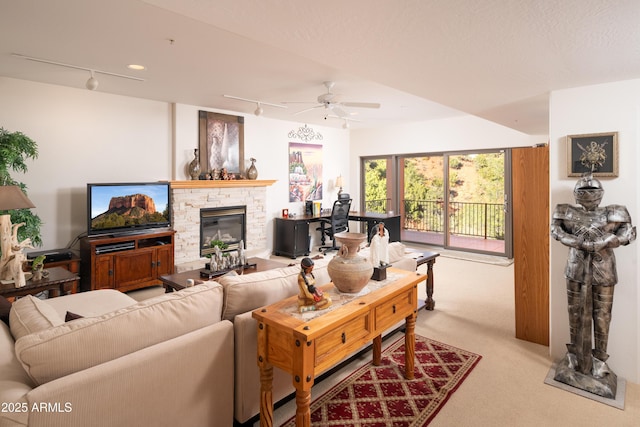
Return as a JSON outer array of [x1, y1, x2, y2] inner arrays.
[[0, 185, 36, 288], [335, 175, 344, 197]]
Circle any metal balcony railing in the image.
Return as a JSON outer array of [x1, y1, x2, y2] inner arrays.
[[365, 198, 505, 240]]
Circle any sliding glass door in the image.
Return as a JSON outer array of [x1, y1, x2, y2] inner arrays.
[[362, 150, 511, 257]]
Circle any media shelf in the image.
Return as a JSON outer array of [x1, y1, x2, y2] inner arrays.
[[80, 229, 175, 292]]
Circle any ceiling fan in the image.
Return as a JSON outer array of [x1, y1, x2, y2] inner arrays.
[[286, 81, 381, 119]]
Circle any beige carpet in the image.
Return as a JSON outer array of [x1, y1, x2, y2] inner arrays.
[[265, 250, 640, 427], [128, 249, 639, 426]]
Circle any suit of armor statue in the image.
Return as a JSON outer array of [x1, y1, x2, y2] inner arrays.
[[551, 175, 636, 379]]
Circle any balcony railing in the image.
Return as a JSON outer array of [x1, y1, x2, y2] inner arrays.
[[365, 198, 505, 240]]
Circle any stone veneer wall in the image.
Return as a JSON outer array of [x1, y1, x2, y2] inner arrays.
[[171, 184, 269, 266]]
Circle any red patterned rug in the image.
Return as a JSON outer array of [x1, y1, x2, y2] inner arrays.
[[281, 335, 481, 427]]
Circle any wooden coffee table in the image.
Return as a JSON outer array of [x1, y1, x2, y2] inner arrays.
[[0, 267, 79, 299], [253, 268, 426, 427], [159, 257, 288, 292]]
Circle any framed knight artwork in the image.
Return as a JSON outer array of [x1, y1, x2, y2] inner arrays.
[[566, 132, 618, 177], [199, 111, 244, 177]]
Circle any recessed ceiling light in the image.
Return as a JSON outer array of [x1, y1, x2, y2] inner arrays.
[[127, 64, 145, 71]]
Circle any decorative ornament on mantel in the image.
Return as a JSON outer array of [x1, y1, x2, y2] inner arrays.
[[288, 124, 323, 142], [188, 148, 201, 180], [247, 158, 258, 180]]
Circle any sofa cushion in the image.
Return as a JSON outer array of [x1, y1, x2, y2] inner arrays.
[[14, 281, 224, 386], [0, 295, 10, 326], [0, 321, 34, 427], [44, 288, 137, 319], [9, 295, 64, 341], [217, 257, 330, 321]]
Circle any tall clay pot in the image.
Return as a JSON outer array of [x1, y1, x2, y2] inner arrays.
[[328, 232, 373, 293]]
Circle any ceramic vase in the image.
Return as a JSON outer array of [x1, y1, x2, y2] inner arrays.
[[247, 158, 258, 180], [328, 232, 373, 293], [188, 148, 201, 180]]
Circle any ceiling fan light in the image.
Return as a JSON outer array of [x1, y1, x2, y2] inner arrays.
[[86, 71, 98, 90]]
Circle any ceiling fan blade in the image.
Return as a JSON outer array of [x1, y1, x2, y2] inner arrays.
[[331, 106, 349, 118], [341, 102, 381, 109], [293, 105, 323, 115]]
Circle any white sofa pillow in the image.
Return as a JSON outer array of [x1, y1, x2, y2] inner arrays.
[[9, 295, 64, 341], [14, 282, 224, 386]]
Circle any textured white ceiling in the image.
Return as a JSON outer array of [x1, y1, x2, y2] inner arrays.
[[2, 0, 640, 134]]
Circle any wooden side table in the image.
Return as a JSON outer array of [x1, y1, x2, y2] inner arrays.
[[0, 267, 80, 300]]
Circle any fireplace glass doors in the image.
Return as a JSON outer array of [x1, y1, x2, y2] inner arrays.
[[200, 206, 246, 257]]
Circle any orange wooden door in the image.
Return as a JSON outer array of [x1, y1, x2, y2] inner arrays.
[[512, 145, 549, 345]]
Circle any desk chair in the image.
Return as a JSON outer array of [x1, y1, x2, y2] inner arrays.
[[317, 197, 352, 254]]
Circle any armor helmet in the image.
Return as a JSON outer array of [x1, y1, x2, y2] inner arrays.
[[574, 174, 603, 210]]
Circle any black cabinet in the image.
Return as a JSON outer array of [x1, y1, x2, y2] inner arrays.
[[274, 217, 311, 258]]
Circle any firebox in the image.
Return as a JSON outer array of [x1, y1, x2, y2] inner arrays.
[[200, 206, 246, 257]]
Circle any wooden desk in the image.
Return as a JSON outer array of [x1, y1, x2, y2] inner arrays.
[[0, 267, 80, 299], [253, 268, 426, 427], [274, 212, 401, 258], [159, 257, 288, 292]]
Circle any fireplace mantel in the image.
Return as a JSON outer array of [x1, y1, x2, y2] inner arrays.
[[170, 179, 276, 189]]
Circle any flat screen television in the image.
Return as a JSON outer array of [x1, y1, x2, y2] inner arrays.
[[87, 182, 171, 236]]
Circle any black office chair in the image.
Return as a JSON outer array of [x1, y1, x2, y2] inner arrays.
[[317, 197, 352, 254]]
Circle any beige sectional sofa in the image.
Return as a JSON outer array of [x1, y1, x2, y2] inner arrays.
[[0, 241, 417, 427], [1, 283, 233, 427]]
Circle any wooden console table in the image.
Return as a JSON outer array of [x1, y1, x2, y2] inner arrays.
[[0, 267, 79, 299], [415, 250, 440, 310], [253, 268, 426, 427]]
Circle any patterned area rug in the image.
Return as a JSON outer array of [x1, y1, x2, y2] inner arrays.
[[281, 335, 481, 427]]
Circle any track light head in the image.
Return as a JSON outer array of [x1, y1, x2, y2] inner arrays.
[[86, 71, 98, 90], [254, 103, 264, 116]]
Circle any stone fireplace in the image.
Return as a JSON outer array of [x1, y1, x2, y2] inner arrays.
[[170, 180, 274, 267], [200, 205, 246, 257]]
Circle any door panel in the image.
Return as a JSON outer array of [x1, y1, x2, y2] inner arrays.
[[513, 146, 549, 345]]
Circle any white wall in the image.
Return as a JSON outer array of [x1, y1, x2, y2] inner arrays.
[[549, 79, 640, 383], [0, 77, 349, 254]]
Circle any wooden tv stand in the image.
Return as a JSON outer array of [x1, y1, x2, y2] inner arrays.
[[80, 229, 175, 292]]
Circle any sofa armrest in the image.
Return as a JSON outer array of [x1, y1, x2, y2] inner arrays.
[[25, 321, 234, 427]]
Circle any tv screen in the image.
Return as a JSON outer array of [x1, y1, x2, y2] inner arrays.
[[87, 182, 171, 236]]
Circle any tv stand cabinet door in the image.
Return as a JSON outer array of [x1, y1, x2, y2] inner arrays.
[[113, 249, 155, 292], [155, 245, 174, 277], [94, 255, 114, 289]]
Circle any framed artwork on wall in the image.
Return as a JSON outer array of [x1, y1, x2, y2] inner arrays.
[[199, 111, 244, 176], [567, 132, 618, 177], [289, 142, 323, 202]]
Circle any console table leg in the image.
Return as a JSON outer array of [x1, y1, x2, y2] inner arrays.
[[425, 260, 436, 311], [372, 335, 382, 365], [405, 312, 416, 380], [295, 389, 311, 427], [259, 364, 274, 427]]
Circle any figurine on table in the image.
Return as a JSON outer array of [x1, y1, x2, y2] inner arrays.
[[297, 258, 331, 313], [369, 222, 390, 267]]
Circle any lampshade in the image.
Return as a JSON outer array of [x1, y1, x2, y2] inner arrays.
[[335, 175, 344, 188], [0, 185, 36, 211]]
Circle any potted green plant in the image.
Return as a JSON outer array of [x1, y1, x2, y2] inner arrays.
[[0, 128, 42, 256]]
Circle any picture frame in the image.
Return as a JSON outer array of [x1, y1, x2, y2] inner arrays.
[[566, 132, 618, 177], [199, 111, 244, 176]]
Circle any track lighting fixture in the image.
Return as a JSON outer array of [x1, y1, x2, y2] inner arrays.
[[342, 119, 350, 129], [12, 53, 144, 91], [223, 95, 287, 116], [86, 70, 99, 90]]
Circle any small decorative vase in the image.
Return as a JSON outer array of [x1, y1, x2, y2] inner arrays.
[[188, 148, 201, 180], [328, 232, 373, 293], [32, 268, 43, 281], [247, 158, 258, 180]]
